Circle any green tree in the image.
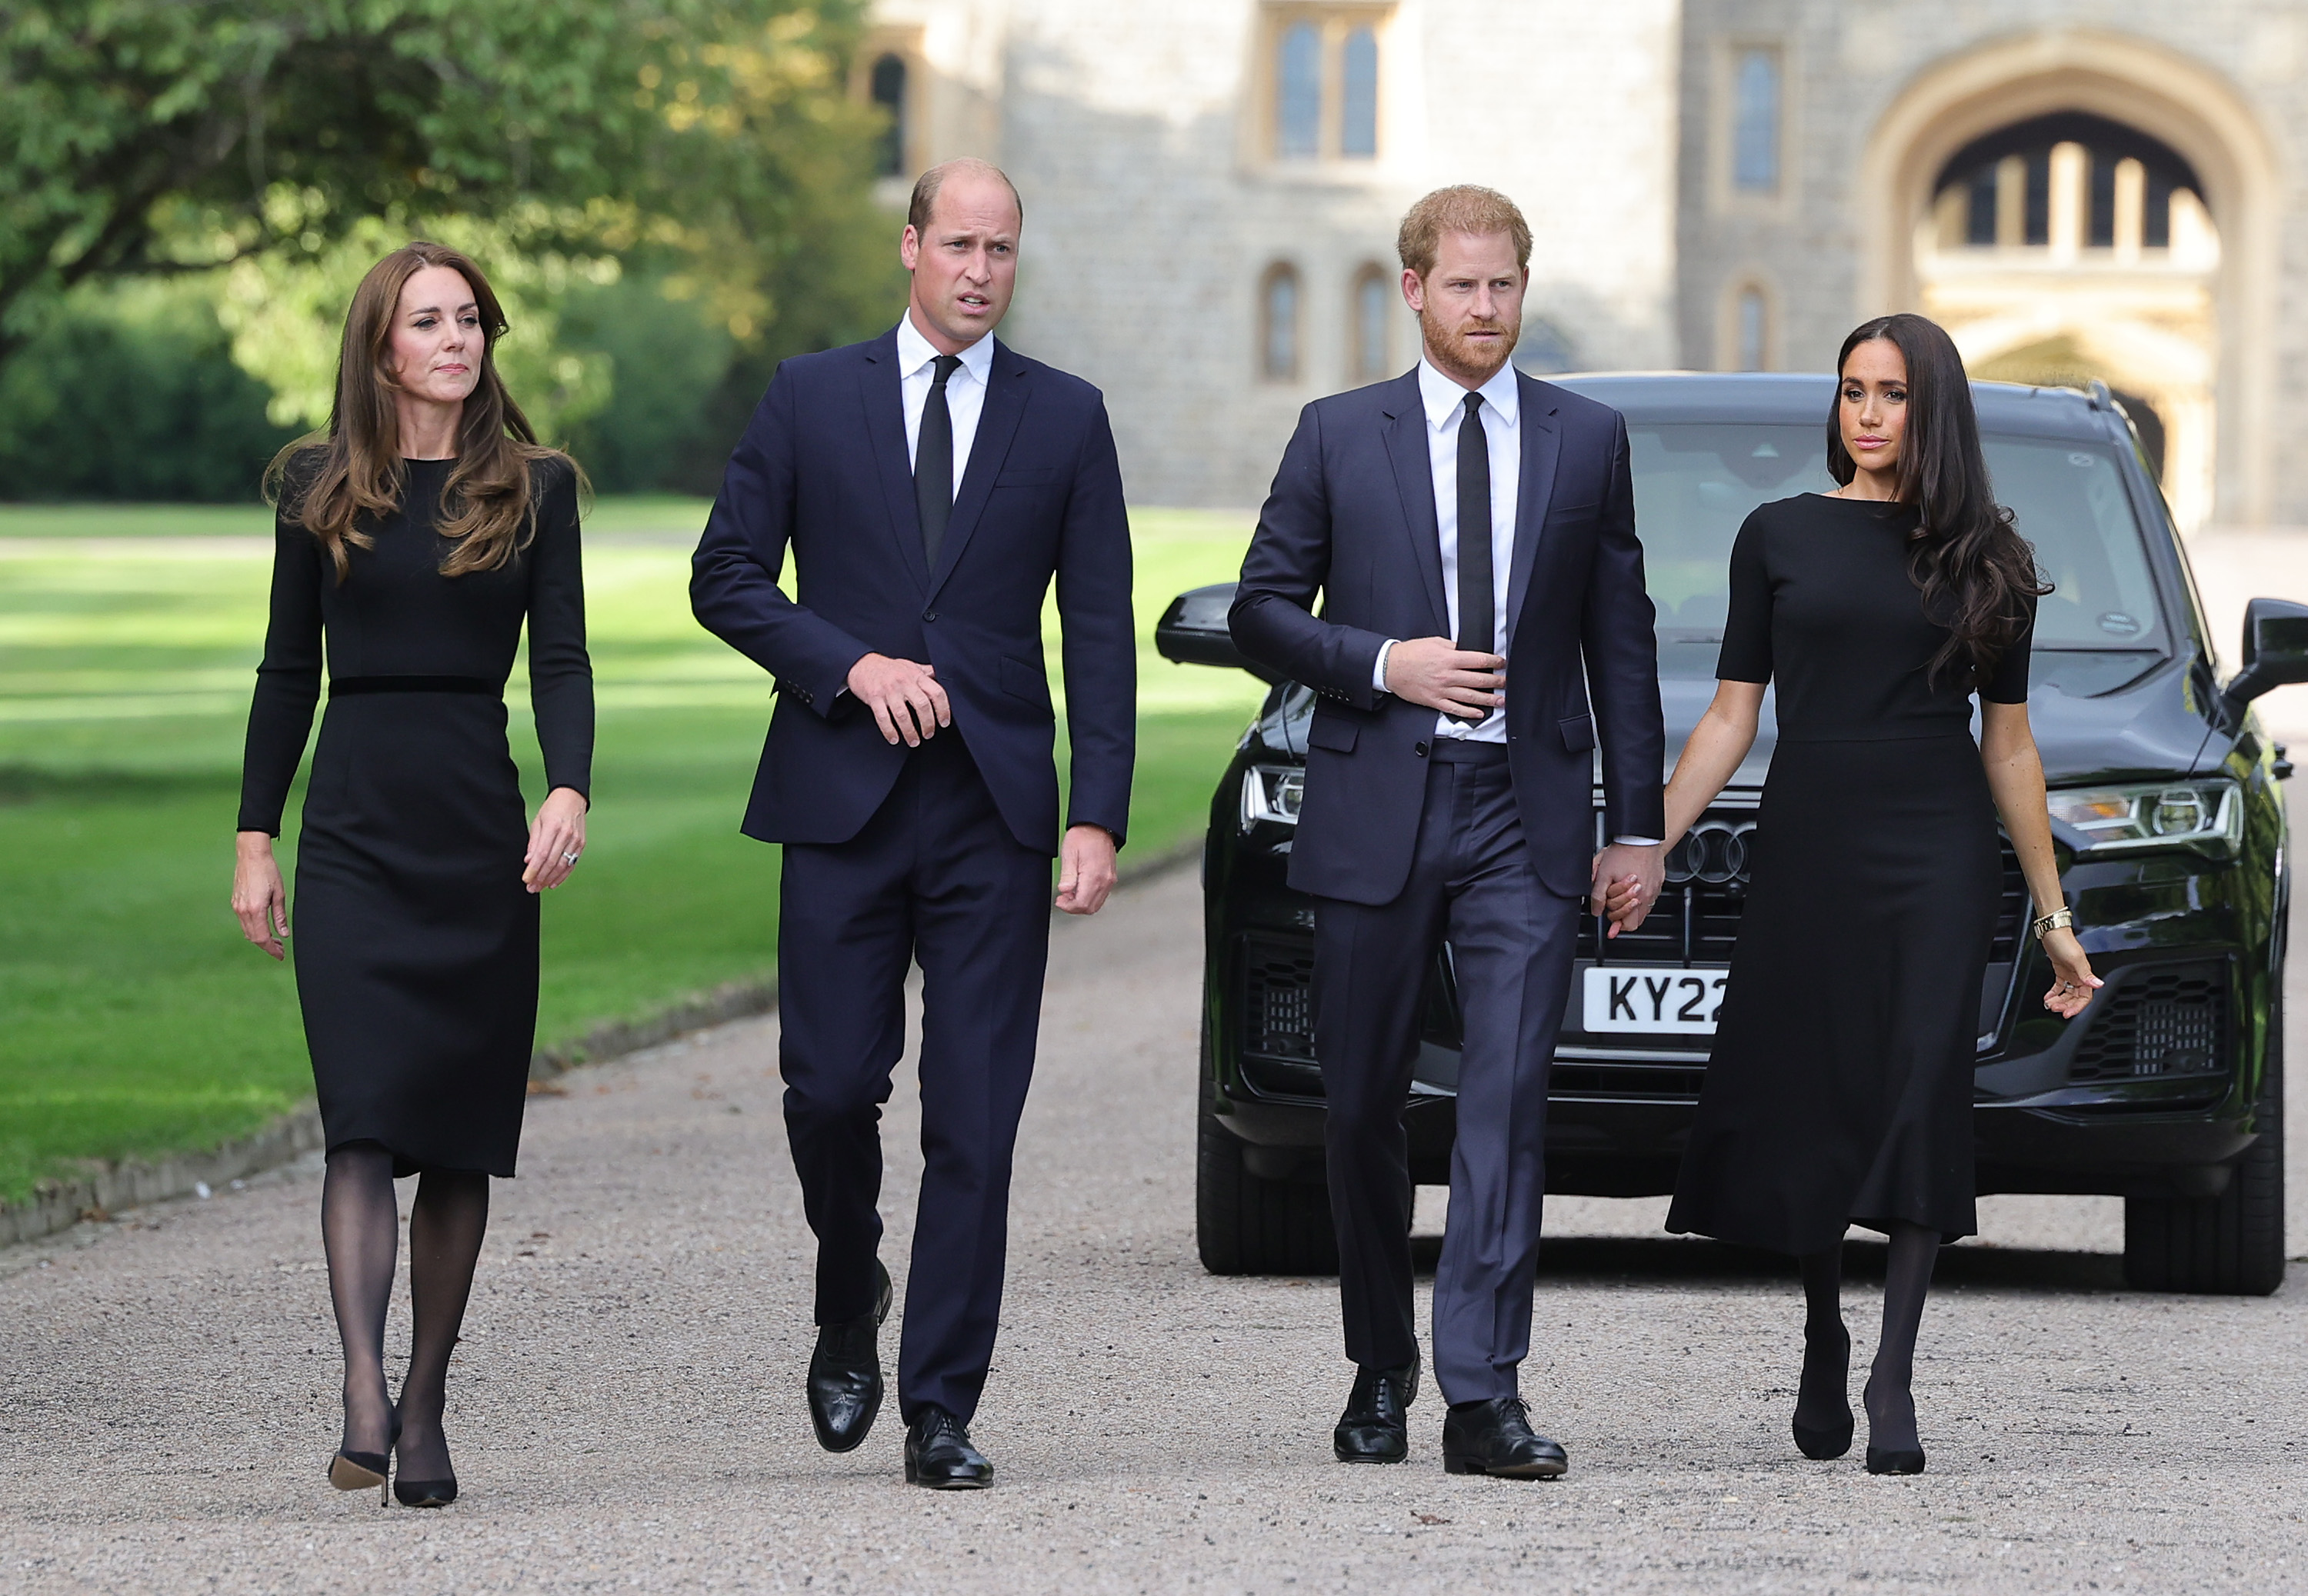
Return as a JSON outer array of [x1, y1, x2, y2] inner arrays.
[[0, 0, 899, 388]]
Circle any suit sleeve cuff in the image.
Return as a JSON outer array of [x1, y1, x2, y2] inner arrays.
[[1371, 639, 1396, 695]]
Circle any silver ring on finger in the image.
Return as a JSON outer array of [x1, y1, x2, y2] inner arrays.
[[562, 851, 579, 865]]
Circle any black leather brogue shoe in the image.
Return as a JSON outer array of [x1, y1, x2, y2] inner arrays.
[[806, 1259, 892, 1453], [1440, 1396, 1569, 1479], [1333, 1354, 1421, 1463], [904, 1405, 994, 1489]]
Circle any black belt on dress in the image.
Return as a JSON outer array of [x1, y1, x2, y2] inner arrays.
[[329, 675, 501, 698]]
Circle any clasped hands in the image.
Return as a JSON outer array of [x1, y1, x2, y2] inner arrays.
[[846, 651, 1116, 916]]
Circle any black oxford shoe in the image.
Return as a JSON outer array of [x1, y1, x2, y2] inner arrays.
[[806, 1260, 892, 1453], [1334, 1354, 1420, 1463], [1440, 1396, 1568, 1478], [905, 1406, 993, 1489]]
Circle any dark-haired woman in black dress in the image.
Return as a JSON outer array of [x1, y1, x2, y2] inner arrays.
[[231, 242, 592, 1507], [1616, 315, 2099, 1475]]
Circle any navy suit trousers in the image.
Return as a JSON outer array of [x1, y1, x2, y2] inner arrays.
[[777, 730, 1050, 1424], [1311, 744, 1579, 1404]]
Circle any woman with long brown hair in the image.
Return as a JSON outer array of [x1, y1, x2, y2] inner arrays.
[[230, 242, 592, 1507], [1634, 314, 2098, 1474]]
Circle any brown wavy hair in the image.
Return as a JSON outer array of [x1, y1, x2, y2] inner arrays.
[[268, 242, 569, 581], [1827, 313, 2050, 688]]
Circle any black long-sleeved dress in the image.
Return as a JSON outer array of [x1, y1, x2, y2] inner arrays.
[[238, 455, 592, 1176], [1665, 493, 2033, 1254]]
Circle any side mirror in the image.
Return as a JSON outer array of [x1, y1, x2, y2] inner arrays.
[[2222, 597, 2308, 715], [1156, 583, 1284, 684]]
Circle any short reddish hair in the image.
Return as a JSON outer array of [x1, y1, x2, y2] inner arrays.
[[1396, 185, 1533, 278]]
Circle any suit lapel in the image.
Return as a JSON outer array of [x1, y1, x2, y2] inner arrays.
[[1507, 374, 1561, 651], [1379, 371, 1450, 637], [859, 328, 930, 589], [926, 340, 1028, 601]]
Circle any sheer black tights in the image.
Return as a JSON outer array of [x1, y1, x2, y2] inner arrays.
[[1793, 1222, 1941, 1454], [319, 1144, 491, 1480]]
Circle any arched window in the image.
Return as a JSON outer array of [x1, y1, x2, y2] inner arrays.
[[870, 54, 907, 178], [1341, 28, 1379, 159], [1933, 112, 2204, 254], [1260, 264, 1301, 382], [1735, 285, 1769, 371], [1276, 23, 1322, 159], [1732, 48, 1780, 193], [1352, 264, 1393, 382]]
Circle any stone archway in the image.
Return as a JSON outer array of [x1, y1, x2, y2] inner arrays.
[[1857, 29, 2282, 528]]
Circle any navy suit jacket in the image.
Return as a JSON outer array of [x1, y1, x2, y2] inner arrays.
[[1229, 368, 1665, 905], [691, 326, 1135, 855]]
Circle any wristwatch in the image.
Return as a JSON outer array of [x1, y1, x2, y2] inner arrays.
[[2031, 908, 2075, 941]]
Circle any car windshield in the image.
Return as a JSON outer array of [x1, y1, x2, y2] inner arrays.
[[1632, 423, 2168, 685]]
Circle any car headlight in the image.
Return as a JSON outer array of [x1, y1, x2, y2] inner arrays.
[[2046, 778, 2243, 858], [1240, 765, 1303, 829]]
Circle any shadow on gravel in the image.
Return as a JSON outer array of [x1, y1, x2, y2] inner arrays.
[[1410, 1234, 2129, 1294]]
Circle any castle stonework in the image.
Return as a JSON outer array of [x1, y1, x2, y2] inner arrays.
[[868, 2, 2308, 527]]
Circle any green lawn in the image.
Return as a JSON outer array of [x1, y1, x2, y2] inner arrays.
[[0, 500, 1262, 1203]]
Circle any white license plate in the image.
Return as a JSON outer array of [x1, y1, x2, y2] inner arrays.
[[1582, 966, 1729, 1035]]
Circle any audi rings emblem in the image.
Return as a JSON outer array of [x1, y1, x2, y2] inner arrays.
[[1666, 818, 1754, 885]]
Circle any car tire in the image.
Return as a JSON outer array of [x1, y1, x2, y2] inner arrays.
[[2122, 988, 2286, 1296], [1196, 1076, 1339, 1277]]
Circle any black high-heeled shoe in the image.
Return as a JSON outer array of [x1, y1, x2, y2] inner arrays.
[[1865, 1444, 1927, 1476], [389, 1402, 457, 1508], [327, 1411, 401, 1503], [1791, 1322, 1854, 1461]]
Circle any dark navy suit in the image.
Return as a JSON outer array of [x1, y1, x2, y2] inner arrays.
[[1231, 366, 1663, 1402], [692, 325, 1133, 1424]]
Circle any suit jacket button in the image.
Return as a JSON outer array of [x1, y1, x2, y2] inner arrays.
[[922, 609, 938, 623], [1414, 741, 1429, 757]]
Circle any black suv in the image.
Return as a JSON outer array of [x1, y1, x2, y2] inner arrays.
[[1159, 373, 2305, 1296]]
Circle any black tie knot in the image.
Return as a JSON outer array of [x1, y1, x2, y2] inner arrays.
[[1463, 392, 1483, 418], [930, 354, 962, 389]]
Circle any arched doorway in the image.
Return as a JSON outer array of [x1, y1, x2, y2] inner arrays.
[[1918, 111, 2216, 528], [1857, 31, 2281, 529]]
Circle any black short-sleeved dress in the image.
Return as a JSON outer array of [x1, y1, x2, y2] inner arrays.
[[237, 456, 592, 1177], [1664, 493, 2033, 1255]]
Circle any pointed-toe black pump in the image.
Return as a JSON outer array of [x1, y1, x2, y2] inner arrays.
[[327, 1412, 402, 1504]]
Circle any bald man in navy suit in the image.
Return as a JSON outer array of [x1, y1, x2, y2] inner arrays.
[[692, 158, 1134, 1490]]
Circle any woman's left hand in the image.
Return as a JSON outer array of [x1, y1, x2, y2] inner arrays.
[[2041, 926, 2101, 1019], [524, 786, 589, 893]]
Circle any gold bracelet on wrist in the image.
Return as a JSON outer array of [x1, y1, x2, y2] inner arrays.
[[2032, 908, 2074, 941]]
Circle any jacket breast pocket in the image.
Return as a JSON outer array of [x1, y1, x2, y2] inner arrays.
[[1000, 654, 1052, 709], [1558, 714, 1596, 753], [1307, 715, 1360, 754], [996, 467, 1064, 488]]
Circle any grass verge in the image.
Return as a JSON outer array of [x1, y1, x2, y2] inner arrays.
[[0, 500, 1262, 1203]]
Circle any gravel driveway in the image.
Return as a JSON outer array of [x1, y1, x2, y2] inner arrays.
[[3, 862, 2303, 1594]]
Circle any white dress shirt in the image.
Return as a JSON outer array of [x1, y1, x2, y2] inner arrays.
[[1372, 357, 1659, 846], [1371, 358, 1521, 744], [896, 309, 994, 498]]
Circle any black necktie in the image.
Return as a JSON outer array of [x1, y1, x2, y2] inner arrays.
[[916, 354, 962, 566], [1456, 391, 1495, 675]]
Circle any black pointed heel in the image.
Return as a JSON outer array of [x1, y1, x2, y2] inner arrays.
[[393, 1474, 459, 1508], [1793, 1416, 1855, 1461], [327, 1412, 401, 1503], [1791, 1323, 1853, 1460], [1865, 1445, 1926, 1476]]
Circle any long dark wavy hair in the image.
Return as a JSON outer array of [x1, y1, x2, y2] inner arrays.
[[268, 242, 572, 582], [1827, 313, 2049, 688]]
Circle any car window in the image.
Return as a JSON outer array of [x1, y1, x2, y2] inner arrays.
[[1629, 423, 2168, 681]]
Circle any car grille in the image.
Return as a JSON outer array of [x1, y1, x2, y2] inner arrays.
[[2068, 961, 2230, 1082], [1240, 936, 1317, 1062], [1576, 815, 2027, 963]]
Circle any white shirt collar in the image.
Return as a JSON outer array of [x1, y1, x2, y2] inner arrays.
[[1417, 355, 1520, 431], [896, 309, 996, 385]]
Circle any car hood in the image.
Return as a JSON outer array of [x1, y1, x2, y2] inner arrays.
[[1658, 650, 2220, 792]]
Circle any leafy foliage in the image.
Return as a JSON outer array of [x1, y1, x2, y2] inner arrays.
[[0, 0, 903, 408]]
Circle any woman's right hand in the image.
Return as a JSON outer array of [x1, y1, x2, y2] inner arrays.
[[232, 831, 290, 960]]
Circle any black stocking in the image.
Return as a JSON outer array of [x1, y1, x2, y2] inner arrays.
[[1863, 1220, 1941, 1455], [319, 1143, 399, 1459], [1793, 1244, 1851, 1440], [395, 1168, 490, 1482]]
